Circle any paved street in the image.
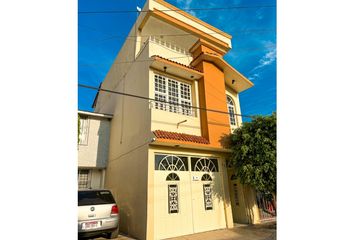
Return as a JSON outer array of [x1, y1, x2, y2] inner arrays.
[[92, 222, 276, 240]]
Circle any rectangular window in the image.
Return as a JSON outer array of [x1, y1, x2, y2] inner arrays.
[[154, 74, 192, 116], [168, 184, 179, 214], [228, 106, 236, 126], [78, 169, 90, 189], [203, 184, 213, 210], [154, 75, 167, 110], [79, 117, 89, 145]]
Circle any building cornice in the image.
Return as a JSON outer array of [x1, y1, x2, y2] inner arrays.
[[154, 0, 232, 39], [78, 110, 113, 119]]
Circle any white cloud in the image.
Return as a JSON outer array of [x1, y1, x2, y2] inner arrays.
[[177, 0, 195, 15], [247, 42, 276, 82], [176, 0, 193, 9], [252, 42, 277, 71]]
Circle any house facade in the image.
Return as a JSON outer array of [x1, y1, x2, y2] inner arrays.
[[78, 110, 112, 189], [93, 0, 272, 239]]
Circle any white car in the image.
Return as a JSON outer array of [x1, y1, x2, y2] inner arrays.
[[78, 189, 119, 239]]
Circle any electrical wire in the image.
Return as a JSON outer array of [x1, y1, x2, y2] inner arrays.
[[78, 83, 255, 119], [79, 5, 276, 14], [79, 23, 275, 40]]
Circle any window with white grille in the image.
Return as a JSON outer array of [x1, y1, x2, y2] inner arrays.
[[78, 169, 90, 189], [227, 95, 236, 126], [154, 75, 167, 111], [79, 117, 89, 145], [154, 74, 192, 116]]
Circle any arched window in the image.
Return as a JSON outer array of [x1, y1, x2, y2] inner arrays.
[[166, 173, 180, 181], [227, 95, 236, 126], [201, 174, 212, 181], [157, 155, 187, 171], [192, 158, 218, 172]]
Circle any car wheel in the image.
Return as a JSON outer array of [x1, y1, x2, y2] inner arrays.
[[108, 227, 119, 239]]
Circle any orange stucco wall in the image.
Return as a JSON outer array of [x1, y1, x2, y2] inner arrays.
[[194, 53, 231, 148]]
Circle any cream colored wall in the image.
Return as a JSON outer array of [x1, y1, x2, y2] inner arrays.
[[226, 169, 263, 224], [227, 170, 249, 224], [78, 116, 111, 168], [94, 3, 150, 115], [242, 186, 261, 224], [99, 20, 153, 239], [147, 145, 234, 240]]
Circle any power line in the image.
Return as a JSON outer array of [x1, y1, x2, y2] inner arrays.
[[78, 83, 255, 119], [79, 56, 191, 67], [79, 5, 276, 14], [79, 24, 275, 40], [78, 45, 274, 67]]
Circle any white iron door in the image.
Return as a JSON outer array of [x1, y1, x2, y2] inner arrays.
[[190, 171, 226, 233], [154, 171, 194, 239]]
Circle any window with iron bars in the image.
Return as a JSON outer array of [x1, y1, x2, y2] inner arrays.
[[154, 74, 193, 116], [78, 169, 90, 189]]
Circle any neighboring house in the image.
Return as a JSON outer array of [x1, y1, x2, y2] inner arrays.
[[78, 110, 112, 189], [92, 0, 273, 239]]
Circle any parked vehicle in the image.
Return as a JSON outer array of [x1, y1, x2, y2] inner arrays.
[[78, 189, 119, 239]]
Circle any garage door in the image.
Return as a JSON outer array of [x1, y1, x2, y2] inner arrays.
[[154, 155, 226, 239]]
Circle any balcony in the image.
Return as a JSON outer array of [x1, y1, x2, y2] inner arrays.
[[150, 99, 196, 117], [137, 35, 194, 66]]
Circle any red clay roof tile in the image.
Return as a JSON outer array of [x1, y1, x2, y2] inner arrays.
[[153, 130, 209, 144], [151, 55, 203, 73]]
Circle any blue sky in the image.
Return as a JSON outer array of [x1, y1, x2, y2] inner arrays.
[[78, 0, 276, 121]]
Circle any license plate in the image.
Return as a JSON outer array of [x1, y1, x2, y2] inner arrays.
[[82, 221, 101, 230]]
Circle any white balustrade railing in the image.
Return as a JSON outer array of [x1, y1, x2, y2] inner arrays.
[[148, 36, 191, 56]]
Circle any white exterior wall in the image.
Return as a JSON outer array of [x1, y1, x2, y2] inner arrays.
[[78, 116, 111, 168]]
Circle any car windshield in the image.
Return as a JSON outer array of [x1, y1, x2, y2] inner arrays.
[[78, 190, 115, 206]]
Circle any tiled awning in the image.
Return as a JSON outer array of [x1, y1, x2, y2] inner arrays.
[[153, 130, 209, 145]]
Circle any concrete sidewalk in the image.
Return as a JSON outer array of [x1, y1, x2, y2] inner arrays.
[[97, 222, 276, 240], [167, 222, 276, 240]]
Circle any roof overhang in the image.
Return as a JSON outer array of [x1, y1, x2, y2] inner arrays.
[[150, 140, 232, 153], [138, 0, 232, 54], [190, 53, 254, 92], [150, 55, 204, 80], [78, 110, 113, 119]]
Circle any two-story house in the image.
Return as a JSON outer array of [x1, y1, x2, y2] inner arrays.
[[78, 110, 112, 189], [92, 0, 267, 239]]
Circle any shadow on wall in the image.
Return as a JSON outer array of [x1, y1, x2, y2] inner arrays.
[[218, 133, 232, 149], [95, 118, 111, 170], [118, 201, 133, 235]]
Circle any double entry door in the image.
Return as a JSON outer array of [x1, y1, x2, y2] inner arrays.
[[153, 154, 226, 239]]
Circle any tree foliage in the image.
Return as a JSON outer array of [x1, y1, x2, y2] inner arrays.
[[229, 112, 276, 195]]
